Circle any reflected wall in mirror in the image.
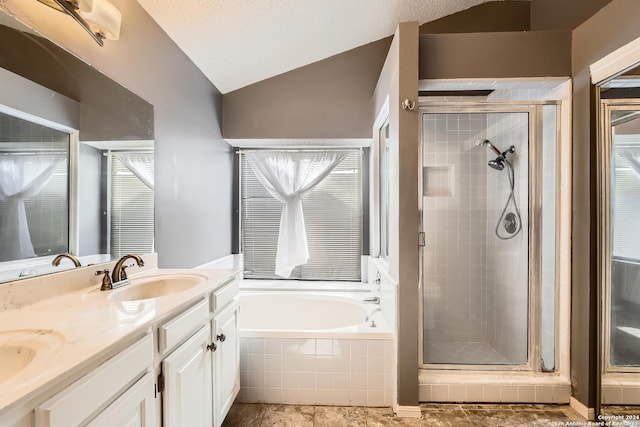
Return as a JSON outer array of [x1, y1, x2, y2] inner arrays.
[[0, 12, 154, 283], [599, 63, 640, 409]]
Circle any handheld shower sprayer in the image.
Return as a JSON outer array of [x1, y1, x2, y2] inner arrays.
[[474, 138, 522, 240]]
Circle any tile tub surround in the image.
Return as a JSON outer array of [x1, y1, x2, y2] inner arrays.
[[221, 403, 586, 426], [238, 338, 393, 406], [0, 266, 239, 417]]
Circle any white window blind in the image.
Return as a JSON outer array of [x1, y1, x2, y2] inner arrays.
[[110, 155, 154, 258], [613, 151, 640, 261], [241, 150, 362, 281]]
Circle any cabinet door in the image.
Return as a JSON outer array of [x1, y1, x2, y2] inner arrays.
[[162, 324, 213, 427], [87, 372, 155, 427], [213, 299, 240, 426]]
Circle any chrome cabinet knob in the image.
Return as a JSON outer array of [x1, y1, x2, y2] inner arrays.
[[216, 334, 226, 342], [207, 343, 217, 352]]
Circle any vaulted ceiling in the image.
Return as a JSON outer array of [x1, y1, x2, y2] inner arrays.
[[136, 0, 519, 93]]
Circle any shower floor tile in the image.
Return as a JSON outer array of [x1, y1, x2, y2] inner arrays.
[[424, 341, 511, 365]]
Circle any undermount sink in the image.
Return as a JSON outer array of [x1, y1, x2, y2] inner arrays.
[[0, 330, 65, 383], [108, 274, 206, 302]]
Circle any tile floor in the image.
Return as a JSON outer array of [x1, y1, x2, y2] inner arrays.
[[222, 403, 598, 426]]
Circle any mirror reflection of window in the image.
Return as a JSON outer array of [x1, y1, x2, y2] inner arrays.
[[379, 120, 390, 259], [610, 110, 640, 368], [0, 112, 69, 262], [109, 151, 154, 259]]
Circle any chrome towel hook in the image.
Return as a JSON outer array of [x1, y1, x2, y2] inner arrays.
[[401, 99, 416, 111]]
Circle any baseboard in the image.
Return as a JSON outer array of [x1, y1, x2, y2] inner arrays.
[[570, 397, 594, 421], [394, 405, 422, 418]]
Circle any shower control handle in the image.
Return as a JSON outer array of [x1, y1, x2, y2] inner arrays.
[[217, 333, 226, 342], [207, 343, 217, 352]]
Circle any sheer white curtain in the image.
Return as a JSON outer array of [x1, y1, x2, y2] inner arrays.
[[245, 151, 349, 277], [0, 154, 64, 261], [114, 152, 154, 190], [618, 147, 640, 179]]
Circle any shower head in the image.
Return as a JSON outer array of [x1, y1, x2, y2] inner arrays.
[[488, 158, 505, 171]]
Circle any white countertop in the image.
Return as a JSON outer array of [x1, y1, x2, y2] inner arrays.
[[0, 267, 238, 418]]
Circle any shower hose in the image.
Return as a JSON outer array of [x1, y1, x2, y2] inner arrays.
[[495, 159, 522, 240]]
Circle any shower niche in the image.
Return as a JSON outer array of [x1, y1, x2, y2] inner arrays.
[[420, 105, 558, 371], [423, 165, 454, 198]]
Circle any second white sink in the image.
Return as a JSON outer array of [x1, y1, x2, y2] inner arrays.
[[108, 274, 206, 302]]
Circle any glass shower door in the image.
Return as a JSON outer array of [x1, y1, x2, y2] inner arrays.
[[603, 103, 640, 371], [420, 110, 530, 366]]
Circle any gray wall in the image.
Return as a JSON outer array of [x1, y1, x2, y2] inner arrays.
[[531, 0, 613, 30], [223, 38, 391, 139], [2, 0, 232, 267], [373, 22, 420, 407], [571, 0, 640, 409], [419, 31, 571, 80]]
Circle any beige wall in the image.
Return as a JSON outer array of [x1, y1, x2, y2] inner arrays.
[[223, 38, 391, 139], [420, 1, 530, 34], [419, 31, 571, 80], [571, 0, 640, 409], [531, 0, 613, 30]]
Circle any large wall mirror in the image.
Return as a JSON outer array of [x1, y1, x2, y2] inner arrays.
[[0, 12, 154, 283], [598, 63, 640, 411]]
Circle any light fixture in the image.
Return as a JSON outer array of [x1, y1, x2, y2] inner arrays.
[[36, 0, 122, 47]]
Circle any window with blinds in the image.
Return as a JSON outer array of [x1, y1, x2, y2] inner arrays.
[[241, 150, 362, 281], [613, 150, 640, 261], [110, 156, 154, 258]]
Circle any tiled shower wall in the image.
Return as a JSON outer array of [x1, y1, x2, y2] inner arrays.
[[485, 112, 529, 365], [422, 113, 488, 345]]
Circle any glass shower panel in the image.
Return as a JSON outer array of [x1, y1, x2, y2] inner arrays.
[[422, 111, 529, 366], [541, 105, 558, 371], [610, 109, 640, 368]]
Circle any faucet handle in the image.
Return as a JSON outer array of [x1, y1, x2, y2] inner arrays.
[[119, 263, 136, 281], [96, 269, 112, 291]]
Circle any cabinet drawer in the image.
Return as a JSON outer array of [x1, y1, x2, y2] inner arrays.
[[212, 277, 239, 313], [36, 333, 153, 427], [158, 298, 209, 355]]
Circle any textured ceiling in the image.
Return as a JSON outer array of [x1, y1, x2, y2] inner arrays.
[[136, 0, 508, 93]]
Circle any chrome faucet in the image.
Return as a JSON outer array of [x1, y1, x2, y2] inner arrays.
[[52, 253, 81, 268], [363, 296, 380, 304], [111, 254, 145, 288]]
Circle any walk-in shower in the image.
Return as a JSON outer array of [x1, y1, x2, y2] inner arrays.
[[420, 106, 558, 370], [475, 139, 522, 240]]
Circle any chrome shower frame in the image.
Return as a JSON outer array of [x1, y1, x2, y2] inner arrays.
[[417, 101, 561, 373]]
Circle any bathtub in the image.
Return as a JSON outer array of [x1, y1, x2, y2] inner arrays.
[[237, 290, 393, 407], [240, 292, 392, 339]]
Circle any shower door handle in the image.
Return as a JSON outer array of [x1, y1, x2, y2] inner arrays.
[[419, 232, 426, 247]]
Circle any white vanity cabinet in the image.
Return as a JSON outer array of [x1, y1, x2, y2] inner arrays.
[[212, 299, 240, 425], [35, 334, 154, 427], [157, 274, 240, 427], [211, 277, 240, 427], [161, 325, 213, 427]]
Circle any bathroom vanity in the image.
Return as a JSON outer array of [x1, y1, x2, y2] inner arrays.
[[0, 262, 240, 427]]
